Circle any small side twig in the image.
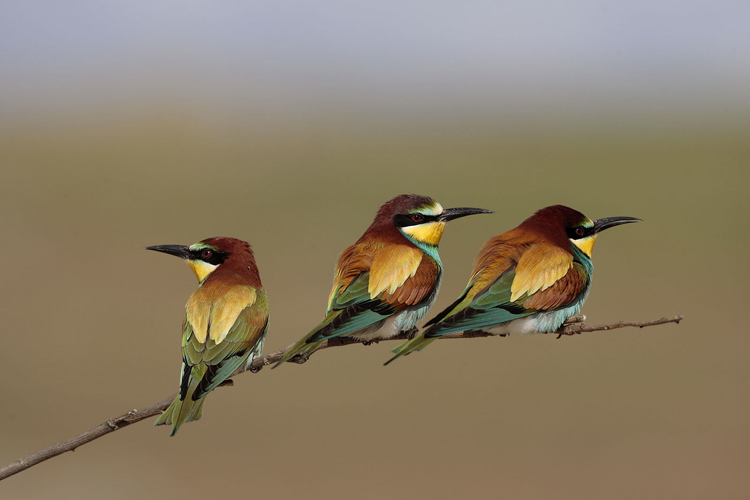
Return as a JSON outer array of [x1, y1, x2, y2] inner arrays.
[[0, 314, 682, 482]]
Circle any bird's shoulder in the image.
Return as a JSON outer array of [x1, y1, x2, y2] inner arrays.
[[520, 262, 589, 311], [327, 233, 442, 315], [377, 251, 440, 308], [185, 282, 261, 345], [466, 233, 527, 298], [462, 228, 574, 302], [510, 242, 574, 302]]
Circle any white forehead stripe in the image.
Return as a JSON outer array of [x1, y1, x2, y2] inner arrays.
[[189, 242, 208, 251], [419, 202, 443, 216]]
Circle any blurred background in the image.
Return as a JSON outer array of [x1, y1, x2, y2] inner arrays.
[[1, 1, 748, 499]]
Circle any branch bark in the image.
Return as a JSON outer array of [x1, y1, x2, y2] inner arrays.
[[0, 314, 682, 482]]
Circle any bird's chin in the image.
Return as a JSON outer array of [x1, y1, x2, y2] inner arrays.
[[400, 221, 446, 247], [571, 235, 596, 257]]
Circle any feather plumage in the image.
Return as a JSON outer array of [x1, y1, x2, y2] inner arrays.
[[275, 194, 492, 367], [150, 237, 269, 435], [387, 205, 638, 364]]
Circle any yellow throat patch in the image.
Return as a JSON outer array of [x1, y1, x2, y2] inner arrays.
[[187, 260, 218, 283], [572, 235, 597, 258], [400, 221, 446, 247]]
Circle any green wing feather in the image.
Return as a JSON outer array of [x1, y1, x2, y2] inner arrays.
[[273, 272, 397, 367], [155, 289, 269, 436], [386, 269, 532, 364], [422, 270, 534, 337], [387, 259, 591, 364]]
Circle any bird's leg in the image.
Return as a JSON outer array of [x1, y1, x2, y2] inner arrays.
[[403, 327, 419, 339], [564, 314, 586, 325], [289, 353, 310, 364], [556, 315, 588, 339]]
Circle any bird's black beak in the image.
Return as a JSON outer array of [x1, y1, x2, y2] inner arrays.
[[593, 216, 641, 234], [439, 207, 494, 222], [146, 244, 191, 259]]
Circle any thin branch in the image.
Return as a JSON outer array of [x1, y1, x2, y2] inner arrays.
[[0, 314, 682, 482]]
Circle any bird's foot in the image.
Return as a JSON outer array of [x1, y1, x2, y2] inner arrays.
[[362, 340, 374, 346], [404, 327, 419, 340], [248, 365, 262, 374], [556, 315, 587, 339], [290, 353, 310, 364], [563, 314, 586, 325]]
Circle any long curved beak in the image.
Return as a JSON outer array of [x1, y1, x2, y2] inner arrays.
[[146, 244, 191, 259], [439, 207, 494, 222], [593, 216, 641, 234]]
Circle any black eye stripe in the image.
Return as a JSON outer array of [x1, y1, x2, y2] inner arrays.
[[393, 213, 439, 227], [566, 226, 595, 240], [189, 249, 229, 265]]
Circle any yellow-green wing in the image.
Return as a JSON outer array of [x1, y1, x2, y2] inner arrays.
[[181, 288, 269, 400]]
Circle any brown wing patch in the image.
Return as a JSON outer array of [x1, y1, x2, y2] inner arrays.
[[368, 244, 423, 298], [511, 244, 573, 302], [381, 255, 440, 308], [466, 235, 524, 300], [522, 263, 588, 310], [326, 241, 432, 310], [327, 243, 376, 310]]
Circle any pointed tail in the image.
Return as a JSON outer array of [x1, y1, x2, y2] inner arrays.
[[384, 334, 437, 365], [154, 369, 208, 436], [154, 393, 207, 436]]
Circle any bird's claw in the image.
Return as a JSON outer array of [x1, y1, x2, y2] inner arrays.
[[556, 324, 585, 339], [404, 327, 419, 340], [563, 314, 586, 325], [290, 353, 310, 364], [556, 315, 587, 338], [248, 365, 262, 374]]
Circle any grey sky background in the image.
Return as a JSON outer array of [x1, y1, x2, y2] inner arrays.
[[1, 1, 749, 122]]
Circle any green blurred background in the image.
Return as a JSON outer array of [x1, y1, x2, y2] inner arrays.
[[1, 2, 749, 499]]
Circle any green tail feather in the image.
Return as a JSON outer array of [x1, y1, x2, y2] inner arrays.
[[384, 335, 437, 365], [154, 381, 207, 436]]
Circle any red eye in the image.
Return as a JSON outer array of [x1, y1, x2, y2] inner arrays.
[[411, 214, 423, 222], [202, 249, 213, 259], [576, 228, 585, 236]]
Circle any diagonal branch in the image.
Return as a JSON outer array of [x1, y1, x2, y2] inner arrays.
[[0, 314, 682, 482]]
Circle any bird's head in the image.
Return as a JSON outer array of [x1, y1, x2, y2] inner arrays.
[[371, 194, 493, 248], [522, 205, 640, 257], [147, 237, 253, 284]]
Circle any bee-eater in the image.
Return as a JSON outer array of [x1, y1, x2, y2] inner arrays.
[[147, 237, 269, 436], [274, 194, 493, 367], [386, 205, 639, 364]]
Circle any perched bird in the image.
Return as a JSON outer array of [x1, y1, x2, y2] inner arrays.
[[386, 205, 639, 364], [274, 194, 493, 367], [147, 237, 269, 435]]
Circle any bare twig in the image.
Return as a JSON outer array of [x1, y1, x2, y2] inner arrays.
[[0, 314, 682, 482]]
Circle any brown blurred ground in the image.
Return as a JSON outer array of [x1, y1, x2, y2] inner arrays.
[[1, 112, 748, 499]]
